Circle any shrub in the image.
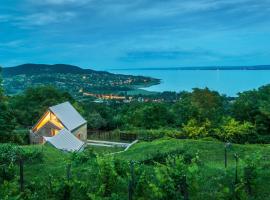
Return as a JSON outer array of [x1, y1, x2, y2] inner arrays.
[[21, 147, 44, 163], [0, 144, 22, 182], [0, 144, 23, 164], [182, 119, 211, 139], [0, 129, 29, 145], [242, 153, 261, 198], [70, 148, 96, 165]]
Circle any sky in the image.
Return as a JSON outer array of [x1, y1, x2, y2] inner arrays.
[[0, 0, 270, 69]]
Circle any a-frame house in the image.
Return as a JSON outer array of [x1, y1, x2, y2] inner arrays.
[[30, 102, 87, 151]]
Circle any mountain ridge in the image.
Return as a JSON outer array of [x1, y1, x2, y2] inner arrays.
[[2, 63, 111, 77], [1, 63, 160, 96]]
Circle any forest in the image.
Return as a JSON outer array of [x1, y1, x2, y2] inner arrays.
[[1, 67, 270, 199]]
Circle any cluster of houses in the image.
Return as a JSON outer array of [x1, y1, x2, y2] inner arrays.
[[30, 102, 87, 152]]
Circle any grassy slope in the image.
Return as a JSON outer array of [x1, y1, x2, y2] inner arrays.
[[120, 138, 270, 199], [21, 145, 123, 183], [20, 139, 270, 199], [120, 138, 270, 163]]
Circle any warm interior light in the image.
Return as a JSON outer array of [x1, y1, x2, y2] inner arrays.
[[51, 129, 60, 136], [33, 111, 64, 133], [33, 111, 50, 132], [50, 113, 64, 129]]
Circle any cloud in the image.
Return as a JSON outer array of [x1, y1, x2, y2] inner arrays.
[[14, 11, 76, 27], [0, 15, 11, 22], [1, 0, 270, 67], [106, 0, 260, 19], [28, 0, 92, 6], [0, 40, 24, 48]]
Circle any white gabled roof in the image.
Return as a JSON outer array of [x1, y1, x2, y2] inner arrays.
[[44, 129, 85, 152], [49, 102, 86, 131]]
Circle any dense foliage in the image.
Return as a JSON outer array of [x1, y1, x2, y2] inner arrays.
[[0, 66, 4, 100]]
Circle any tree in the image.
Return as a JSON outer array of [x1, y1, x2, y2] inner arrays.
[[173, 92, 198, 126], [0, 67, 19, 143], [0, 104, 17, 143], [231, 90, 259, 123], [126, 103, 175, 129], [173, 88, 227, 127], [190, 88, 226, 123], [215, 117, 255, 143], [86, 112, 107, 130], [0, 66, 4, 101], [231, 85, 270, 139]]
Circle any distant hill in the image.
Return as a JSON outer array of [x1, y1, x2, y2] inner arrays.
[[1, 63, 160, 97], [2, 63, 110, 77]]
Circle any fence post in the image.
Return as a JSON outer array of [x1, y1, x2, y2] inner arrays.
[[66, 163, 71, 182], [19, 159, 24, 192], [128, 161, 135, 200], [48, 174, 53, 195], [0, 164, 5, 184], [234, 154, 239, 184], [224, 143, 231, 168], [225, 145, 227, 168], [183, 175, 189, 200]]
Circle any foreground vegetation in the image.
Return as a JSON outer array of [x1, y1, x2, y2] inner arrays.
[[1, 139, 270, 199]]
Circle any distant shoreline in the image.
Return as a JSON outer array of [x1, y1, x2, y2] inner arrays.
[[111, 65, 270, 71]]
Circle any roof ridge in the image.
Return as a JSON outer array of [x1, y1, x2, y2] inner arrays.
[[48, 101, 86, 131]]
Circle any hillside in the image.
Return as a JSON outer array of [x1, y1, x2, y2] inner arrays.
[[2, 64, 160, 97], [2, 138, 270, 199]]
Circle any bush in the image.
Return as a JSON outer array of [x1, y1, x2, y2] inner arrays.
[[182, 119, 211, 139], [21, 147, 44, 163], [242, 153, 261, 198], [0, 144, 22, 182], [0, 144, 22, 164], [70, 148, 96, 165], [0, 129, 29, 145]]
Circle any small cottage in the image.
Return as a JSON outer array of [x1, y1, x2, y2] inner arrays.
[[30, 102, 87, 151]]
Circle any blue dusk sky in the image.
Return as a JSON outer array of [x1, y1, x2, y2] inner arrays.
[[0, 0, 270, 69]]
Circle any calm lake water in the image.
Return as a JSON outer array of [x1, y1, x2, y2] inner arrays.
[[109, 69, 270, 97]]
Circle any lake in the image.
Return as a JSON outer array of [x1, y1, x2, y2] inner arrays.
[[109, 69, 270, 97]]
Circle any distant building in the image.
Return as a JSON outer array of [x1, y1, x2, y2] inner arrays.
[[30, 102, 87, 151]]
